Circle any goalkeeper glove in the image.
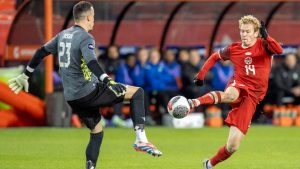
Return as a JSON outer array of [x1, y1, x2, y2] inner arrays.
[[8, 73, 29, 94], [193, 76, 204, 86], [103, 77, 127, 97], [260, 21, 268, 39]]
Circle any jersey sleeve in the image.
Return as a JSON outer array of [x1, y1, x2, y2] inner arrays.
[[219, 46, 230, 60], [80, 35, 97, 63], [262, 36, 283, 55], [44, 34, 59, 55], [196, 52, 220, 80]]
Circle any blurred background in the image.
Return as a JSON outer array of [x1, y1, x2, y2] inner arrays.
[[1, 0, 300, 129]]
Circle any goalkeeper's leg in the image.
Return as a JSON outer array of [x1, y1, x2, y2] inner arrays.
[[86, 120, 104, 169], [124, 86, 162, 157]]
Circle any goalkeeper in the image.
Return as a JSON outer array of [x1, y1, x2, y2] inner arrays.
[[8, 1, 162, 169]]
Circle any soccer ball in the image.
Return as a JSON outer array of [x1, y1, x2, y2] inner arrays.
[[167, 96, 190, 119]]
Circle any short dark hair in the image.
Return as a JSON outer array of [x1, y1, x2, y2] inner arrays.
[[73, 1, 93, 21]]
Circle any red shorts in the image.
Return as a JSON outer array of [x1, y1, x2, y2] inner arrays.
[[224, 79, 258, 135]]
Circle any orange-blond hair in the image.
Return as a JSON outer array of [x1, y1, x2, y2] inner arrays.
[[239, 15, 260, 33]]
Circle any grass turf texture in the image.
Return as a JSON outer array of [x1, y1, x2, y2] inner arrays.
[[0, 126, 300, 169]]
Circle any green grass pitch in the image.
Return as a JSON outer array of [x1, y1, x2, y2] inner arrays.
[[0, 126, 300, 169]]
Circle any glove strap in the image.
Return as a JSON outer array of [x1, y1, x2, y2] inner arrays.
[[24, 66, 34, 77], [102, 76, 112, 85]]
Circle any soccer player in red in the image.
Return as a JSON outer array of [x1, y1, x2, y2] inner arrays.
[[188, 15, 283, 169]]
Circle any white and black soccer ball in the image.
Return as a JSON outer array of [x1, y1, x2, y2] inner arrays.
[[167, 96, 190, 119]]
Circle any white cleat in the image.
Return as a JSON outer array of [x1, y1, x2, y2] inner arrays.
[[203, 159, 213, 169], [133, 142, 162, 157]]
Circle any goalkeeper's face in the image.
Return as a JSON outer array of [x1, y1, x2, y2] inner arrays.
[[239, 23, 259, 47]]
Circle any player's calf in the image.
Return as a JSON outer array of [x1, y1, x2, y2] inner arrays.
[[129, 87, 145, 126], [226, 141, 240, 153]]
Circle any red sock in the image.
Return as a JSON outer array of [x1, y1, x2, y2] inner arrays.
[[197, 93, 214, 105], [210, 145, 232, 166]]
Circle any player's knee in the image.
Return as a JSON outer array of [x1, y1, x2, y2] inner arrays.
[[226, 142, 240, 153], [224, 92, 238, 102], [131, 87, 144, 100], [91, 122, 103, 133]]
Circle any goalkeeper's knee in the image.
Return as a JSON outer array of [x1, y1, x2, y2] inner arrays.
[[131, 87, 144, 100]]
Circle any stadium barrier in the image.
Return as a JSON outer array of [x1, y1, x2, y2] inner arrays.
[[265, 104, 300, 127], [0, 81, 45, 127], [205, 106, 223, 127], [162, 113, 205, 128], [45, 92, 71, 127]]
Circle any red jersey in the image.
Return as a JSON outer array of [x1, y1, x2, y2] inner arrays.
[[197, 36, 282, 102]]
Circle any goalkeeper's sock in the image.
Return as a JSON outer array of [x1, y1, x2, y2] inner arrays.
[[130, 88, 146, 126], [86, 131, 103, 167], [135, 124, 148, 143], [210, 145, 232, 166]]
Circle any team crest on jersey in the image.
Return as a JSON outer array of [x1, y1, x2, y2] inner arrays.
[[88, 44, 94, 50], [244, 57, 252, 65]]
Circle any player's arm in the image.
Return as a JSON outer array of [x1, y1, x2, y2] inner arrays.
[[194, 51, 222, 86], [260, 21, 283, 55], [80, 37, 126, 97], [8, 36, 57, 94]]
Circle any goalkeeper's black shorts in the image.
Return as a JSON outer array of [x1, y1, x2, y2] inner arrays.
[[67, 82, 125, 130]]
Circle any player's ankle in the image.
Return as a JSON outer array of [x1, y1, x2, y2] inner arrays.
[[188, 99, 200, 108], [86, 160, 95, 169], [207, 160, 212, 167], [135, 125, 148, 143]]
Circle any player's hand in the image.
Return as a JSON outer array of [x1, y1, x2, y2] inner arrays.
[[260, 21, 268, 39], [193, 77, 204, 86], [104, 77, 127, 97], [8, 73, 29, 94]]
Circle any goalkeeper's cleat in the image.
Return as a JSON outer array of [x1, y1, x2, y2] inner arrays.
[[133, 142, 162, 157], [203, 159, 213, 169], [86, 160, 95, 169], [187, 99, 200, 109]]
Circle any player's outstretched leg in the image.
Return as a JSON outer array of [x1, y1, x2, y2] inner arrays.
[[188, 87, 240, 109], [188, 91, 223, 109], [127, 87, 162, 157]]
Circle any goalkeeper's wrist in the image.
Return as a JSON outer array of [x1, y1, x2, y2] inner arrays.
[[23, 66, 34, 77], [101, 74, 112, 84]]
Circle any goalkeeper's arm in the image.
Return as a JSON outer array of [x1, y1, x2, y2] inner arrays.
[[8, 46, 51, 94], [86, 60, 126, 97], [24, 46, 51, 77]]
